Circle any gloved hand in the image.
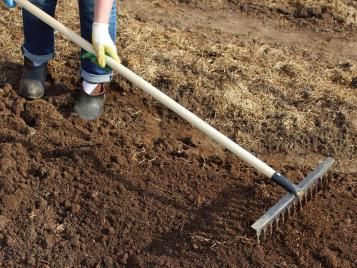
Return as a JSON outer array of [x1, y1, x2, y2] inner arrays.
[[92, 22, 120, 68], [3, 0, 16, 8]]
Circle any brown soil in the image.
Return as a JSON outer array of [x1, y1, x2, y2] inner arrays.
[[0, 0, 356, 267]]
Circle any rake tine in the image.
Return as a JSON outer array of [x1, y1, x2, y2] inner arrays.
[[269, 223, 273, 236], [304, 192, 308, 204], [286, 207, 291, 218], [299, 196, 304, 211], [309, 187, 313, 200], [293, 201, 297, 212], [281, 211, 285, 225]]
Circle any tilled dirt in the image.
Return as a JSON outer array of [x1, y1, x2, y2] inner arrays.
[[0, 0, 356, 267]]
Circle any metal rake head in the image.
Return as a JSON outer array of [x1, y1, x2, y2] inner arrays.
[[251, 157, 334, 243]]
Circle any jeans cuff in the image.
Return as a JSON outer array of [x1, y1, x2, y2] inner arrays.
[[22, 46, 54, 62], [80, 68, 113, 84]]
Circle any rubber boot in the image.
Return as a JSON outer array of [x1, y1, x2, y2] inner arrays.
[[74, 83, 105, 120], [19, 58, 47, 99]]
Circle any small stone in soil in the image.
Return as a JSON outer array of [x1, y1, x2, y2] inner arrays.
[[350, 77, 357, 89], [120, 253, 129, 265], [64, 199, 72, 209], [71, 203, 81, 213], [103, 256, 113, 267], [43, 233, 55, 249], [319, 248, 338, 268], [28, 225, 38, 242], [0, 215, 9, 231]]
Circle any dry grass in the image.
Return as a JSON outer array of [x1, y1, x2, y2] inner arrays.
[[116, 6, 356, 163]]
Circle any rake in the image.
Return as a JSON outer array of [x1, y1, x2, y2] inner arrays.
[[13, 0, 334, 241]]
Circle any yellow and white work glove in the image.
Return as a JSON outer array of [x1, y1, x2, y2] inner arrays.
[[92, 22, 120, 68]]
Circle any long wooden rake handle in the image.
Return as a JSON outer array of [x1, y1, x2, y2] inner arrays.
[[14, 0, 301, 194]]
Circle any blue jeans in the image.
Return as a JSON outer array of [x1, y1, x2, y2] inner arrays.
[[22, 0, 117, 83]]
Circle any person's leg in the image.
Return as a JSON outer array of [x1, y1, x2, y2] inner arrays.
[[75, 0, 117, 120], [21, 0, 58, 99], [78, 0, 116, 84], [22, 0, 57, 63]]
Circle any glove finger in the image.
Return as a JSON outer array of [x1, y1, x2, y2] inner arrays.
[[104, 45, 121, 63], [94, 44, 106, 68]]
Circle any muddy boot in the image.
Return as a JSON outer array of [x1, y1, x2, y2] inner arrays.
[[19, 58, 48, 99], [74, 83, 105, 120]]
